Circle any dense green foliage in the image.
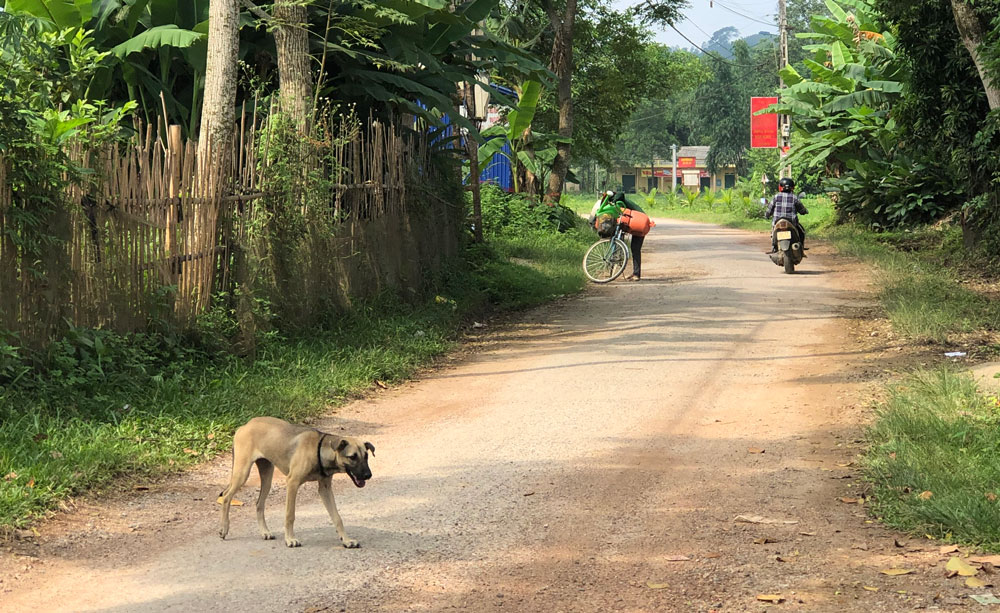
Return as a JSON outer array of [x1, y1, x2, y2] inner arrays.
[[770, 0, 999, 237]]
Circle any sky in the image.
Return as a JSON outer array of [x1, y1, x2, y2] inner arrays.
[[614, 0, 780, 49]]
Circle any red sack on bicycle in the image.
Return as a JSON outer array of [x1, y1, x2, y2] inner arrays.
[[618, 209, 654, 236]]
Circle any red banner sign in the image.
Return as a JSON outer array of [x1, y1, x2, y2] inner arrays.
[[751, 96, 779, 148], [677, 157, 696, 168]]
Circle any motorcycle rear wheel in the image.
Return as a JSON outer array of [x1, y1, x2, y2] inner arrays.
[[783, 253, 795, 274]]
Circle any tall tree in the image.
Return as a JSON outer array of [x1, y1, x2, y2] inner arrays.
[[951, 0, 1000, 109], [199, 0, 240, 180], [543, 0, 577, 205], [273, 0, 313, 127]]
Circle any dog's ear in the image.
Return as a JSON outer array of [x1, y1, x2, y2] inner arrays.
[[336, 438, 350, 453], [364, 441, 375, 457]]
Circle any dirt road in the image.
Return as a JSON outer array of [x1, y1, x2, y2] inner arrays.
[[0, 220, 974, 612]]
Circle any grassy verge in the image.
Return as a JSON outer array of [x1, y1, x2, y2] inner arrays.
[[0, 191, 592, 531], [864, 368, 1000, 549]]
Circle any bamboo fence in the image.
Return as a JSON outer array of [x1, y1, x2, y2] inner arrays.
[[0, 112, 447, 347]]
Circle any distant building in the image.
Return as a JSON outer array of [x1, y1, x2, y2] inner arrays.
[[613, 146, 738, 193]]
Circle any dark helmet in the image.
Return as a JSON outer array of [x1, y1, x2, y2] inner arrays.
[[778, 177, 795, 193]]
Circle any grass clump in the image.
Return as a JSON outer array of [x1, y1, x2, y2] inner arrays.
[[864, 368, 1000, 549]]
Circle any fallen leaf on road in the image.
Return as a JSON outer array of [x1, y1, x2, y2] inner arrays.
[[863, 586, 879, 592], [839, 497, 859, 504], [894, 539, 907, 548], [946, 556, 978, 577], [919, 491, 933, 500], [664, 555, 691, 561], [756, 594, 784, 603], [940, 545, 959, 554], [748, 447, 765, 454], [523, 491, 535, 497], [216, 496, 244, 506], [703, 553, 722, 559], [646, 581, 669, 590], [734, 515, 798, 525], [754, 537, 777, 545], [837, 462, 853, 467], [967, 577, 990, 588], [799, 531, 817, 536], [374, 380, 388, 389], [971, 556, 1000, 566], [971, 594, 1000, 605], [880, 568, 915, 576], [134, 485, 150, 491]]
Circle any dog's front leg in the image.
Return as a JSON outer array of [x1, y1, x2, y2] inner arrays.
[[318, 478, 359, 548], [283, 478, 303, 547]]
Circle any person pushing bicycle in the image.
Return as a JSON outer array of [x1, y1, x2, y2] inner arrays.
[[588, 190, 646, 281]]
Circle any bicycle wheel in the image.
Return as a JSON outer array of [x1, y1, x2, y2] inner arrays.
[[583, 237, 630, 283]]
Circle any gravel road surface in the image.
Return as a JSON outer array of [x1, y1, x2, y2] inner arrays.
[[1, 220, 972, 612]]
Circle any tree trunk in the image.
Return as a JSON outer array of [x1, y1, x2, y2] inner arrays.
[[544, 0, 577, 206], [273, 0, 313, 129], [199, 0, 240, 184], [521, 126, 540, 198], [463, 82, 484, 242], [951, 0, 1000, 110]]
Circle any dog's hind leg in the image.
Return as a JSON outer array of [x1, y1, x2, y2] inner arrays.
[[255, 458, 275, 540], [219, 452, 255, 540], [318, 477, 359, 548]]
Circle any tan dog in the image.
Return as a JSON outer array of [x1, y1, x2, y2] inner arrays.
[[219, 416, 374, 548]]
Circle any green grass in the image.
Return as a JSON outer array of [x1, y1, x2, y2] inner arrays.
[[0, 217, 592, 531], [825, 224, 1000, 343], [864, 368, 1000, 549]]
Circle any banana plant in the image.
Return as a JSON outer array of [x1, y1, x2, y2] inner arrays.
[[759, 0, 905, 175], [4, 0, 208, 134], [476, 79, 572, 193]]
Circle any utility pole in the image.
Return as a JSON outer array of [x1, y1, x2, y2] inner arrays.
[[778, 0, 791, 179], [671, 143, 678, 192]]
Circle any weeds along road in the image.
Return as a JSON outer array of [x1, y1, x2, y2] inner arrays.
[[4, 220, 948, 612]]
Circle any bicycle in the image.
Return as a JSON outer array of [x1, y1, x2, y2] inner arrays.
[[582, 214, 631, 283]]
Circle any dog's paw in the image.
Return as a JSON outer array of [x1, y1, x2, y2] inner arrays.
[[342, 539, 360, 549], [285, 537, 302, 548], [219, 530, 227, 540], [261, 532, 275, 540]]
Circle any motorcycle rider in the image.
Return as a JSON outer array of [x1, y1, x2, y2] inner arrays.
[[766, 177, 808, 253]]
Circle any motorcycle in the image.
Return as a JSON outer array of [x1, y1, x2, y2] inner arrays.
[[761, 196, 805, 274]]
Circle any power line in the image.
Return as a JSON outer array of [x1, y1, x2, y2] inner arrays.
[[709, 0, 779, 28], [669, 23, 764, 68]]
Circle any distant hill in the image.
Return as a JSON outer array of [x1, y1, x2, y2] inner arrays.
[[695, 27, 777, 58]]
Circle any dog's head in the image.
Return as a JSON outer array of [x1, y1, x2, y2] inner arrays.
[[331, 437, 374, 488]]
